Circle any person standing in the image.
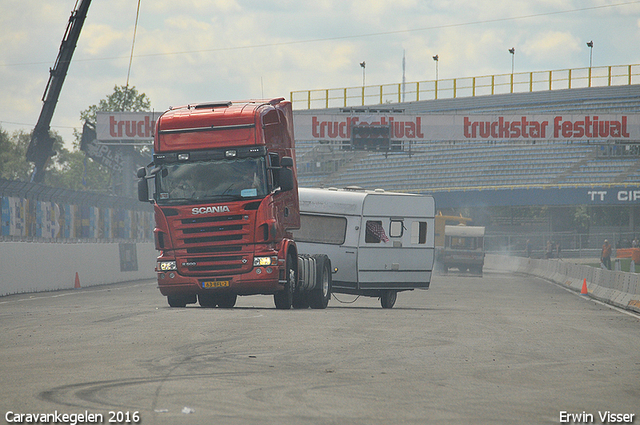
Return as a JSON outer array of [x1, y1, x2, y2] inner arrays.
[[601, 239, 612, 270]]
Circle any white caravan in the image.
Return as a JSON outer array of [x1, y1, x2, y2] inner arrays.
[[293, 187, 435, 308]]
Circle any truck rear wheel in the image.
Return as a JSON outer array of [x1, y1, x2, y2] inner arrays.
[[380, 290, 397, 309], [274, 253, 295, 309], [309, 255, 331, 309]]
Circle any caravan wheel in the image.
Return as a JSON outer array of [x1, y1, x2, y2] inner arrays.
[[380, 290, 397, 309]]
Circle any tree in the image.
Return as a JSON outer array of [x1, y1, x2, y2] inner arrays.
[[0, 127, 36, 181], [66, 85, 152, 192], [78, 85, 151, 129], [72, 85, 151, 151], [1, 85, 151, 191], [46, 146, 112, 191]]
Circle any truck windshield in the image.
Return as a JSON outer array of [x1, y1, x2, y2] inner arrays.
[[156, 156, 269, 204], [447, 236, 482, 250]]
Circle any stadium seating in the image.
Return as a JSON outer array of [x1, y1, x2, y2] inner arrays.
[[295, 85, 640, 192]]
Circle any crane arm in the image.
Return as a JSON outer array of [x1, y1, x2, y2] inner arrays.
[[26, 0, 92, 183]]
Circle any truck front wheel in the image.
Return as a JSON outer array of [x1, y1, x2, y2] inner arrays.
[[167, 294, 196, 308]]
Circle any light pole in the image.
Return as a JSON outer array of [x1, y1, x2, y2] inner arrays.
[[433, 55, 439, 100], [360, 61, 366, 105], [508, 47, 515, 74], [586, 41, 594, 87], [432, 55, 439, 81], [509, 47, 515, 93]]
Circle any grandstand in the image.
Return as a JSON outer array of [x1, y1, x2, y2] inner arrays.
[[294, 84, 640, 195]]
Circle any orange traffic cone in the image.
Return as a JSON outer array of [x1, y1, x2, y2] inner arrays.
[[580, 278, 588, 295], [74, 272, 81, 289]]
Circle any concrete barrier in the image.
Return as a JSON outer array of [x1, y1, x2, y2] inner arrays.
[[486, 254, 640, 314], [0, 241, 157, 296]]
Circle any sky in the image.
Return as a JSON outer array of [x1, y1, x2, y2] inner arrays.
[[1, 0, 640, 149]]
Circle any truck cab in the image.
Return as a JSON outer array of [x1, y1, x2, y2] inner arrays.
[[138, 99, 302, 308]]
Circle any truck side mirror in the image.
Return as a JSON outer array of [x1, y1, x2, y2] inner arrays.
[[278, 156, 294, 192], [136, 167, 147, 178], [279, 167, 294, 192], [138, 178, 150, 202]]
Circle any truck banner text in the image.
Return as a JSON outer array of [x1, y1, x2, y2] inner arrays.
[[293, 113, 640, 142]]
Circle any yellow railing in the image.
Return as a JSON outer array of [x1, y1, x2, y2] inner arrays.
[[290, 64, 639, 110]]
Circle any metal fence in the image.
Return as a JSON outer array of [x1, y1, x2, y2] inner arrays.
[[291, 64, 640, 110], [0, 179, 153, 243]]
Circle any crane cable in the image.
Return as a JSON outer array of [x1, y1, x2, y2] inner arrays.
[[125, 0, 141, 89]]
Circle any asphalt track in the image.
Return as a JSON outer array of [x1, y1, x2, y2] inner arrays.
[[1, 268, 639, 425]]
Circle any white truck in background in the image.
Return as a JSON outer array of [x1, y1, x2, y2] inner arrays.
[[294, 187, 435, 308]]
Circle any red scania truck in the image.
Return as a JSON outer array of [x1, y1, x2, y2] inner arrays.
[[138, 98, 332, 309]]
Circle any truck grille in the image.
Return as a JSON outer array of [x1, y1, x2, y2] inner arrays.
[[172, 213, 252, 276]]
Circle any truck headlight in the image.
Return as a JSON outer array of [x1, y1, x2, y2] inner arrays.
[[158, 260, 177, 271], [253, 256, 277, 267]]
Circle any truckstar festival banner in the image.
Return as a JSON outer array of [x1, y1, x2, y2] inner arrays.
[[293, 113, 640, 142], [96, 111, 160, 142]]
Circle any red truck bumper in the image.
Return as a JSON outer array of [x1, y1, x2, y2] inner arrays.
[[157, 265, 285, 297]]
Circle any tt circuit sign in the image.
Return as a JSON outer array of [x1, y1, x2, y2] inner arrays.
[[294, 113, 640, 142], [588, 189, 640, 203], [434, 186, 640, 209]]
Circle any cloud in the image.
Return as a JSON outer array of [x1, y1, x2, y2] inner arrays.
[[80, 24, 129, 57], [522, 31, 581, 65], [2, 0, 640, 148]]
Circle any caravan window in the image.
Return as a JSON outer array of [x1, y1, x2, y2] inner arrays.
[[411, 221, 427, 244], [365, 220, 389, 243], [389, 220, 404, 238], [294, 214, 347, 245]]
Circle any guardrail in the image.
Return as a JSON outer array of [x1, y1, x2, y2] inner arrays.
[[291, 64, 640, 110], [485, 254, 640, 315]]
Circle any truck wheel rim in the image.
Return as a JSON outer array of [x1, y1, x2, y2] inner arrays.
[[321, 269, 329, 297]]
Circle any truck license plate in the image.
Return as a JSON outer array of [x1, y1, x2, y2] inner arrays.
[[202, 280, 230, 289]]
